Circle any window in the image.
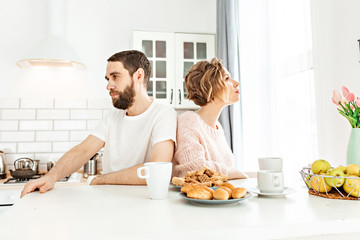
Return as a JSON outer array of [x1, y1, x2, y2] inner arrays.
[[238, 0, 318, 173]]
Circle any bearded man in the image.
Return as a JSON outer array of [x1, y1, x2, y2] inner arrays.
[[21, 50, 177, 197]]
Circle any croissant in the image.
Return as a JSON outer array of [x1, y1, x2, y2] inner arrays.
[[220, 182, 235, 191], [187, 188, 213, 200], [219, 186, 232, 196], [213, 188, 230, 200], [181, 184, 196, 194], [181, 184, 214, 195], [232, 188, 247, 199]]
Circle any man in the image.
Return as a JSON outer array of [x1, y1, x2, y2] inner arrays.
[[21, 50, 177, 197]]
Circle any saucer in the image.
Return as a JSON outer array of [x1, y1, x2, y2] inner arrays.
[[247, 186, 296, 197]]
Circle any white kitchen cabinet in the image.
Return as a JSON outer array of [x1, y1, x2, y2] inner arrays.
[[133, 31, 215, 109]]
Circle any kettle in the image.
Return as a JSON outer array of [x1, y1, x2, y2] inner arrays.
[[0, 151, 6, 179], [14, 158, 34, 170]]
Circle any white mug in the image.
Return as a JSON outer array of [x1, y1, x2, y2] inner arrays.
[[258, 157, 283, 171], [137, 162, 172, 200], [257, 170, 284, 193]]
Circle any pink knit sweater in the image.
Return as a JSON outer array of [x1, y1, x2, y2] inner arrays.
[[173, 111, 235, 177]]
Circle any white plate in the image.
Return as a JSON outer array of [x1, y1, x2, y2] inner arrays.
[[179, 192, 252, 205], [171, 184, 218, 190], [247, 186, 296, 197]]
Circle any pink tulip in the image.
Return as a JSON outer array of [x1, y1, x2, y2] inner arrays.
[[356, 98, 360, 108], [341, 99, 347, 106], [342, 86, 350, 97], [332, 90, 342, 105], [351, 105, 355, 111], [346, 92, 355, 102]]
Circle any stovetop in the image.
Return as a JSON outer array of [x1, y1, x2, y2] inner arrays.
[[3, 174, 70, 184]]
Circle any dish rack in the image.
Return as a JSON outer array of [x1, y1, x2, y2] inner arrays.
[[299, 168, 360, 200]]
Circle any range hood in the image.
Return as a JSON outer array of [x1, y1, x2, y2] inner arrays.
[[17, 0, 86, 70]]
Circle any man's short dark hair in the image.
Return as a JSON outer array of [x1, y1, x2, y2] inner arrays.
[[107, 50, 151, 86]]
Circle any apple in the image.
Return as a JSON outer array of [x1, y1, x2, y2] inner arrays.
[[311, 159, 331, 174], [346, 164, 360, 176], [325, 169, 345, 188], [310, 174, 332, 193], [334, 165, 347, 174], [343, 176, 360, 197]]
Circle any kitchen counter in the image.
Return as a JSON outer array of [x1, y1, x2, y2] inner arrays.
[[0, 177, 360, 240]]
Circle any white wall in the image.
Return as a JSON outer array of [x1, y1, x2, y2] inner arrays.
[[0, 0, 216, 99], [311, 0, 360, 166]]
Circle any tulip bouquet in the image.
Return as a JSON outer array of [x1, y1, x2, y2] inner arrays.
[[332, 86, 360, 128]]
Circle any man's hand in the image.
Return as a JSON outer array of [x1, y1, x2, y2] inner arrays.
[[20, 175, 57, 198]]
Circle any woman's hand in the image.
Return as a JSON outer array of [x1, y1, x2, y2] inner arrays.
[[228, 168, 248, 180]]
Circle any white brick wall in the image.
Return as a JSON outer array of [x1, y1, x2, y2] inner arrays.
[[0, 98, 110, 171]]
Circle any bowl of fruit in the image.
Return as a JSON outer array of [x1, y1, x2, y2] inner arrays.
[[299, 159, 360, 200]]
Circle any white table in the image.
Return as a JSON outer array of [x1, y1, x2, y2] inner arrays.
[[0, 178, 360, 240]]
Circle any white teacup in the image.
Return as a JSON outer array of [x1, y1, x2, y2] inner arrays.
[[137, 162, 172, 200], [257, 170, 284, 193], [258, 157, 283, 171]]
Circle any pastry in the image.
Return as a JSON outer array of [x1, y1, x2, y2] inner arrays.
[[220, 182, 235, 191], [212, 180, 224, 186], [232, 188, 247, 199], [197, 181, 212, 187], [181, 184, 214, 195], [186, 171, 197, 178], [172, 177, 185, 186], [187, 188, 213, 200], [173, 167, 229, 187], [219, 186, 232, 196], [213, 188, 230, 200], [181, 184, 196, 194], [198, 174, 210, 183], [204, 168, 215, 177]]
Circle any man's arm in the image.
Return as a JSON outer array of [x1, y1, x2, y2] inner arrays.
[[90, 139, 175, 185], [21, 135, 104, 197]]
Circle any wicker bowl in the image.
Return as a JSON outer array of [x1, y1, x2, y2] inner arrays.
[[299, 168, 360, 200]]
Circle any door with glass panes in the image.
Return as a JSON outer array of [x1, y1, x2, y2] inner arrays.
[[174, 33, 215, 109], [133, 31, 175, 106]]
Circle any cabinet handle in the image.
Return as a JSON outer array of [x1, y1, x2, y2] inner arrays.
[[170, 89, 173, 104], [178, 89, 181, 105]]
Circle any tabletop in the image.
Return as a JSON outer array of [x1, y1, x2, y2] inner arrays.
[[0, 177, 360, 240]]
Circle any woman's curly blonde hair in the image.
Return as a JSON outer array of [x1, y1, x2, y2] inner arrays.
[[185, 58, 229, 106]]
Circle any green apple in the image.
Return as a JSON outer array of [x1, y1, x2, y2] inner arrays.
[[311, 159, 331, 174], [325, 169, 345, 187], [343, 176, 360, 197], [310, 174, 332, 193], [334, 165, 347, 174]]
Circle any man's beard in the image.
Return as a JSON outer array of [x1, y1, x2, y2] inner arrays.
[[110, 82, 136, 110]]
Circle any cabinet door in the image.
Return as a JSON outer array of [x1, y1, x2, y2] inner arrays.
[[174, 33, 215, 109], [133, 31, 175, 106]]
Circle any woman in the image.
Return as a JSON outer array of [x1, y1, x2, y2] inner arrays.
[[173, 58, 247, 179]]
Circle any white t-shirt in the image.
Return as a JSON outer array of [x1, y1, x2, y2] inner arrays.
[[90, 101, 177, 174]]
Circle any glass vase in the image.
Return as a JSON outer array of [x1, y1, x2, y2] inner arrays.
[[346, 128, 360, 165]]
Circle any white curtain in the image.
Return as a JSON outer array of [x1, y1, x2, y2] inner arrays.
[[216, 0, 244, 169], [238, 0, 318, 173]]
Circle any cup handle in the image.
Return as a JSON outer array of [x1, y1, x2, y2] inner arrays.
[[274, 176, 279, 187], [137, 166, 149, 179]]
